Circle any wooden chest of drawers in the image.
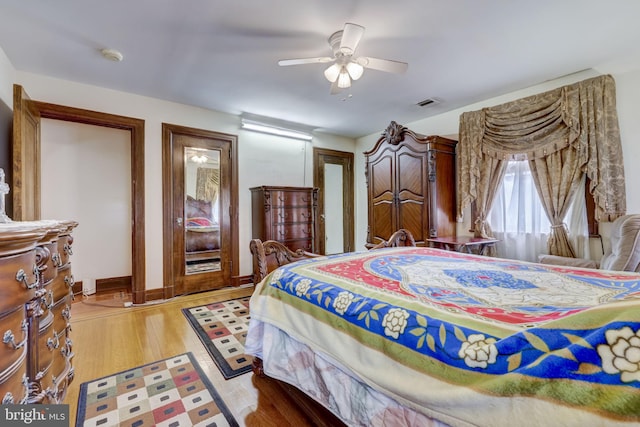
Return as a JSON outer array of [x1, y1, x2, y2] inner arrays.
[[0, 220, 77, 405], [250, 186, 318, 253]]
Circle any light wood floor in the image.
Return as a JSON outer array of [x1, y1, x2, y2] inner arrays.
[[66, 286, 318, 426]]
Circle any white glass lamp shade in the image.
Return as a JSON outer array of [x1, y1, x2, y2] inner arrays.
[[345, 61, 364, 80], [337, 70, 351, 88], [323, 63, 342, 83]]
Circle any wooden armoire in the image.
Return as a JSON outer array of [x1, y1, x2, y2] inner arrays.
[[364, 121, 457, 247]]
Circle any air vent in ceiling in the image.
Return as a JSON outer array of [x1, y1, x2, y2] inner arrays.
[[416, 97, 441, 107]]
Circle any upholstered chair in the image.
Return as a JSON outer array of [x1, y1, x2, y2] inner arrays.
[[538, 214, 640, 272]]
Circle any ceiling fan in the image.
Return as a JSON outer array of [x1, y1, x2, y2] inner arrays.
[[278, 23, 408, 94]]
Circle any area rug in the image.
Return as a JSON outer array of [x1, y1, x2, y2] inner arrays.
[[182, 296, 252, 379], [75, 352, 238, 427]]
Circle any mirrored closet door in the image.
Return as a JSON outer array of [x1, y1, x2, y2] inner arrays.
[[162, 123, 238, 297]]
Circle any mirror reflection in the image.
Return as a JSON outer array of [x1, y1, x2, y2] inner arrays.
[[184, 147, 221, 274]]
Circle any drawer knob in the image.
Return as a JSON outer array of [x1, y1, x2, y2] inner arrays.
[[64, 275, 75, 288], [16, 267, 38, 290], [43, 290, 54, 310], [47, 332, 60, 350], [3, 326, 27, 350], [63, 243, 73, 256], [52, 253, 62, 268], [3, 321, 27, 350], [62, 306, 71, 322]]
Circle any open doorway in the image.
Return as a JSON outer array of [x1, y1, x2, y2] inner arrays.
[[12, 84, 146, 303], [313, 147, 354, 254]]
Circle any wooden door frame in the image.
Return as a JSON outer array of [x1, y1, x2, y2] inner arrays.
[[12, 87, 146, 303], [161, 123, 239, 297], [313, 147, 354, 254]]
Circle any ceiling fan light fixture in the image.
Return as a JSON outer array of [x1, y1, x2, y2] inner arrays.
[[337, 70, 351, 89], [323, 63, 341, 83], [346, 61, 364, 80]]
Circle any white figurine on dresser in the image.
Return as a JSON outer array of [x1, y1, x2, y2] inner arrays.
[[0, 168, 11, 223]]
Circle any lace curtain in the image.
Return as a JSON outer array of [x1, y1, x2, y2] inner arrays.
[[488, 161, 590, 262], [457, 74, 625, 257]]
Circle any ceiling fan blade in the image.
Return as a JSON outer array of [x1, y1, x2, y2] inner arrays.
[[329, 80, 342, 95], [339, 23, 365, 55], [278, 57, 334, 66], [357, 57, 408, 74]]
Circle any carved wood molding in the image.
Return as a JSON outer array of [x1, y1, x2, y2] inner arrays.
[[382, 121, 407, 145]]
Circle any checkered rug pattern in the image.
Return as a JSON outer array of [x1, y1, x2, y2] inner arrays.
[[75, 352, 238, 427], [182, 296, 252, 379]]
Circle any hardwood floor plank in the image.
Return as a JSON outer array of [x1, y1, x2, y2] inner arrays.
[[66, 286, 320, 426]]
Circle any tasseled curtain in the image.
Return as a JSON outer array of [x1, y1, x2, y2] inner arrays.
[[457, 74, 625, 257]]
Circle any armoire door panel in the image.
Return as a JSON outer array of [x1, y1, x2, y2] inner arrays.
[[371, 202, 395, 244], [397, 201, 426, 243], [369, 156, 394, 199], [396, 152, 426, 197]]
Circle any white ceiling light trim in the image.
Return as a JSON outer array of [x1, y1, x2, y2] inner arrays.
[[240, 115, 314, 141]]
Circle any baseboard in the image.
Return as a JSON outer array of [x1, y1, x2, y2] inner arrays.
[[96, 275, 132, 292], [72, 280, 83, 296], [236, 274, 254, 287], [141, 274, 255, 303], [145, 287, 165, 302]]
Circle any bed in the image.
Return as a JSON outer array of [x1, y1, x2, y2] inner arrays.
[[245, 243, 640, 426], [185, 195, 220, 261]]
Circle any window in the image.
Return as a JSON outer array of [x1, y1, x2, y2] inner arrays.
[[488, 161, 590, 262]]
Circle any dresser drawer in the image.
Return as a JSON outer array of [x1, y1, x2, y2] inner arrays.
[[0, 306, 28, 378], [285, 239, 314, 252], [271, 207, 313, 224], [41, 336, 72, 404], [271, 224, 313, 240], [47, 271, 73, 303], [268, 190, 314, 207], [0, 352, 28, 404], [0, 251, 38, 313], [50, 298, 71, 339]]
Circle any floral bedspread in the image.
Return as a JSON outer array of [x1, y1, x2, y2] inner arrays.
[[247, 247, 640, 427]]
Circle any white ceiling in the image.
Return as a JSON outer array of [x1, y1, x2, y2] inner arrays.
[[1, 0, 640, 138]]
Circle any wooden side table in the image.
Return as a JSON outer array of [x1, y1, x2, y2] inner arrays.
[[427, 236, 499, 255]]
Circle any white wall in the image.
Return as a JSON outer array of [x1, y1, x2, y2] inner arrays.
[[0, 47, 13, 107], [0, 57, 356, 290], [355, 67, 640, 251], [40, 119, 132, 294]]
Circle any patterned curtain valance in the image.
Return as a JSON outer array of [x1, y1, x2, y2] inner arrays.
[[458, 74, 625, 222]]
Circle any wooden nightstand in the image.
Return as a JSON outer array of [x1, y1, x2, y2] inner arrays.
[[427, 236, 499, 256]]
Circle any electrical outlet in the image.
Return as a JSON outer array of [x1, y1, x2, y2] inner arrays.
[[123, 302, 133, 308]]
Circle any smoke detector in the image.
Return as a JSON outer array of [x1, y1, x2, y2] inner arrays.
[[101, 48, 124, 62]]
